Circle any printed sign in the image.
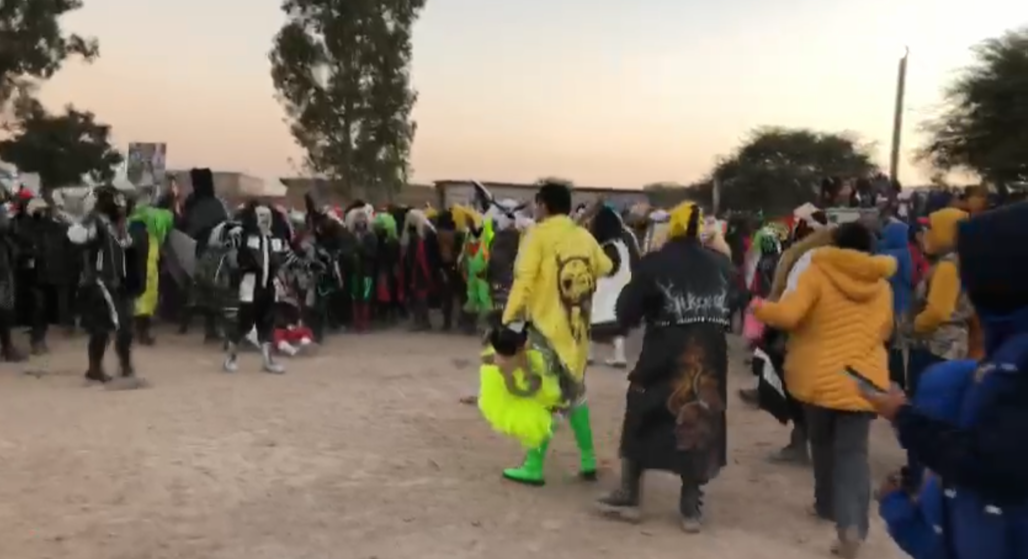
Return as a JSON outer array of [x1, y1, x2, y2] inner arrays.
[[126, 142, 167, 187]]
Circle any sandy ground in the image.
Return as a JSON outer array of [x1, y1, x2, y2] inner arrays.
[[0, 328, 906, 559]]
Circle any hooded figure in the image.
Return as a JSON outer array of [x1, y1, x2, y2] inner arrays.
[[879, 202, 1028, 559], [223, 201, 294, 374], [344, 202, 377, 331], [66, 185, 142, 383], [752, 222, 895, 556], [128, 205, 175, 345], [879, 220, 915, 388], [401, 209, 437, 330], [597, 201, 734, 533], [908, 208, 973, 394], [372, 211, 402, 322], [433, 209, 465, 331], [588, 204, 636, 368], [178, 168, 230, 340]]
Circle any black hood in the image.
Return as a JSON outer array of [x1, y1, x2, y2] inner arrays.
[[590, 205, 623, 244], [189, 168, 215, 200], [958, 201, 1028, 313]]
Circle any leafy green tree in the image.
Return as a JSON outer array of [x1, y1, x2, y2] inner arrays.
[[269, 0, 424, 200], [919, 27, 1028, 189], [0, 0, 97, 107], [0, 98, 122, 189], [712, 127, 877, 214], [643, 181, 711, 208]]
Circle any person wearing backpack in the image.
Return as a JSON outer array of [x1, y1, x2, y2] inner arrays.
[[868, 202, 1028, 559]]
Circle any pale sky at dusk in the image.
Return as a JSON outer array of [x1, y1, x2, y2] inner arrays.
[[39, 0, 1023, 188]]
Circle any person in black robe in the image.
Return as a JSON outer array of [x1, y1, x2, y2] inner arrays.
[[596, 202, 734, 533], [66, 186, 143, 383]]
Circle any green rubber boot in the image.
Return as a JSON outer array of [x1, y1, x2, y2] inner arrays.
[[569, 404, 598, 480], [502, 439, 549, 486]]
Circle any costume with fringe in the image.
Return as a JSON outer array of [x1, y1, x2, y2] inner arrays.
[[345, 203, 377, 330]]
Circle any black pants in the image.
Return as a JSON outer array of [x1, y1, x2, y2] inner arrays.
[[83, 283, 134, 375], [0, 307, 16, 355], [233, 283, 275, 345], [28, 283, 53, 344]]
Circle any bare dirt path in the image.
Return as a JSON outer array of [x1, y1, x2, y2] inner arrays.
[[0, 330, 905, 559]]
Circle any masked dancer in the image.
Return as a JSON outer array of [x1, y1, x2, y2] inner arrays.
[[67, 186, 142, 383], [596, 202, 734, 533], [345, 203, 377, 332], [223, 202, 293, 374]]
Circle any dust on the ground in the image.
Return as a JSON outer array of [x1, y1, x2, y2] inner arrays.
[[0, 330, 906, 559]]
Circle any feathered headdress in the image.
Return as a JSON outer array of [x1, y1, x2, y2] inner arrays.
[[400, 208, 435, 246]]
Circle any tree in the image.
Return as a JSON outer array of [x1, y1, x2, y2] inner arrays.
[[642, 181, 711, 208], [269, 0, 424, 200], [536, 176, 574, 187], [0, 99, 123, 189], [712, 127, 878, 215], [0, 0, 98, 107], [919, 27, 1028, 188]]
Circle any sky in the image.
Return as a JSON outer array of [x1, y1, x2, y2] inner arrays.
[[39, 0, 1024, 189]]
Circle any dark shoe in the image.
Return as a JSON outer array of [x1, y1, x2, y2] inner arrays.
[[136, 317, 156, 346], [595, 489, 642, 523], [2, 346, 27, 363], [595, 460, 642, 522], [768, 425, 810, 465], [85, 369, 112, 383]]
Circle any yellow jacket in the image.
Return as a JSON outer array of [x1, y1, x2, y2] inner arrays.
[[754, 247, 896, 412], [913, 208, 968, 334], [502, 215, 612, 380]]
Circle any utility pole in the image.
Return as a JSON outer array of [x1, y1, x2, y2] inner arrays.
[[889, 47, 909, 186]]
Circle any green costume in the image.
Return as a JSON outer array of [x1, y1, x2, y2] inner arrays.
[[129, 206, 174, 318], [463, 219, 492, 317]]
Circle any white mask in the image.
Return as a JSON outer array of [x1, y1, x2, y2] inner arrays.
[[255, 206, 272, 235]]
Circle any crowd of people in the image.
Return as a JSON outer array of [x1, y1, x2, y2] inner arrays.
[[1, 171, 1026, 559]]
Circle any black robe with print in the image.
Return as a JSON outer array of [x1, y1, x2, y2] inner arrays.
[[615, 236, 735, 480]]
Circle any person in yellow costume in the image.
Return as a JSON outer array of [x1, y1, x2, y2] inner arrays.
[[484, 181, 612, 486], [907, 207, 972, 394], [127, 204, 175, 345]]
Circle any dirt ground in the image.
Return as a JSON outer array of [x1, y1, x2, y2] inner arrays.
[[0, 329, 906, 559]]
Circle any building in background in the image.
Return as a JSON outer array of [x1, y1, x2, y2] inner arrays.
[[434, 180, 648, 210]]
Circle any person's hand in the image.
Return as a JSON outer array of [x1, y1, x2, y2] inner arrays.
[[748, 297, 765, 311], [493, 350, 526, 376], [864, 385, 908, 421]]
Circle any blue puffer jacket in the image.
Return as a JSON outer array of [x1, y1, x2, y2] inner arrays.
[[879, 220, 914, 315], [879, 358, 975, 559], [891, 203, 1028, 559]]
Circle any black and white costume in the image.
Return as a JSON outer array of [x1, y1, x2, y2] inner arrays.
[[223, 203, 295, 374], [67, 187, 140, 383]]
